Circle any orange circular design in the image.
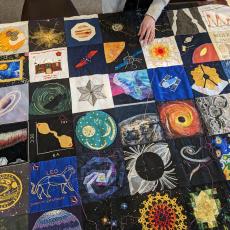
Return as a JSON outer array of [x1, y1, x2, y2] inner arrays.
[[159, 101, 202, 138], [150, 44, 169, 59]]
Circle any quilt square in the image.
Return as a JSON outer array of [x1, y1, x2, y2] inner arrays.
[[198, 4, 230, 32], [0, 84, 29, 125], [113, 102, 165, 146], [74, 109, 120, 153], [29, 48, 69, 83], [99, 11, 139, 43], [29, 79, 71, 118], [68, 44, 108, 77], [0, 21, 29, 55], [0, 121, 28, 167], [70, 74, 114, 113], [29, 206, 83, 230], [142, 36, 183, 68], [0, 53, 29, 87], [196, 93, 230, 135], [148, 66, 193, 102], [0, 215, 28, 230], [29, 114, 75, 162], [29, 156, 80, 213], [104, 41, 146, 73], [78, 148, 129, 203], [158, 100, 203, 139], [64, 15, 103, 47], [109, 69, 153, 105], [176, 33, 219, 66], [167, 7, 206, 35], [185, 61, 230, 97], [221, 60, 230, 82], [168, 136, 225, 187], [209, 30, 230, 61], [0, 163, 29, 217], [29, 18, 66, 52]]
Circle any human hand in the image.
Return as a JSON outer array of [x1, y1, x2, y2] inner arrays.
[[138, 15, 156, 45]]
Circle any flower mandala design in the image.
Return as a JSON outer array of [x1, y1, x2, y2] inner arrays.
[[150, 44, 169, 60]]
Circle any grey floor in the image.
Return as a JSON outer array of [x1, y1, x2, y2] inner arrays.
[[0, 0, 102, 23]]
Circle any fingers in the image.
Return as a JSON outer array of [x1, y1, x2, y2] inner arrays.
[[143, 27, 151, 45], [138, 23, 143, 36], [139, 25, 147, 42], [148, 30, 155, 44]]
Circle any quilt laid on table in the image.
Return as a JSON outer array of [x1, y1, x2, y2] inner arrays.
[[0, 4, 230, 230]]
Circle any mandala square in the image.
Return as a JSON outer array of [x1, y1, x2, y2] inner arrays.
[[221, 60, 230, 82], [73, 109, 120, 153], [0, 21, 29, 55], [196, 93, 230, 135], [148, 66, 193, 102], [29, 18, 66, 52], [0, 163, 29, 217], [113, 102, 165, 146], [78, 148, 129, 203], [158, 100, 203, 139], [99, 11, 139, 43], [0, 121, 28, 167], [167, 7, 206, 35], [29, 156, 80, 213], [29, 48, 69, 83], [0, 53, 29, 88], [67, 44, 108, 77], [104, 41, 147, 73], [29, 206, 83, 230], [198, 4, 230, 32], [185, 61, 230, 97], [0, 84, 29, 125], [29, 79, 71, 119], [168, 136, 225, 187], [142, 36, 183, 69], [64, 15, 103, 47], [70, 74, 114, 113], [109, 70, 153, 105], [209, 30, 230, 61], [176, 33, 219, 66], [0, 214, 28, 230], [29, 114, 75, 162]]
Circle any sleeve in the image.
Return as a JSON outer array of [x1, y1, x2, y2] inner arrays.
[[102, 0, 126, 13], [146, 0, 170, 21]]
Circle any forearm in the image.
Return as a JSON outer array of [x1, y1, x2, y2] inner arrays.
[[146, 0, 170, 21]]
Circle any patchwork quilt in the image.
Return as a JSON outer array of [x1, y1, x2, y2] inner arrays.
[[0, 4, 230, 230]]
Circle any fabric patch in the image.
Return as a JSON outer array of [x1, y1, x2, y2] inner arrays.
[[158, 100, 203, 139], [0, 163, 29, 217], [142, 36, 183, 68], [78, 148, 128, 203], [29, 48, 69, 83], [0, 84, 29, 125], [109, 69, 153, 105], [176, 33, 219, 66], [196, 93, 230, 135], [0, 21, 29, 55], [168, 136, 225, 187], [0, 214, 28, 230], [0, 121, 28, 167], [198, 4, 230, 32], [29, 18, 66, 51], [221, 60, 230, 82], [68, 44, 107, 77], [0, 53, 29, 87], [64, 16, 102, 47], [185, 62, 230, 97], [105, 41, 147, 73], [29, 206, 83, 230], [148, 66, 193, 102], [209, 30, 230, 61], [29, 115, 75, 162], [167, 7, 206, 35], [29, 79, 71, 118], [70, 74, 114, 113], [29, 156, 80, 213], [123, 143, 178, 195]]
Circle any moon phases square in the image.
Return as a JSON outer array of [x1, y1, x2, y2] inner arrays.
[[29, 115, 75, 162], [0, 84, 29, 125], [0, 163, 29, 217], [64, 15, 103, 47], [70, 74, 114, 113]]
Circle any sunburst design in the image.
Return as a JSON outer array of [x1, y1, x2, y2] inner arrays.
[[150, 43, 170, 59]]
